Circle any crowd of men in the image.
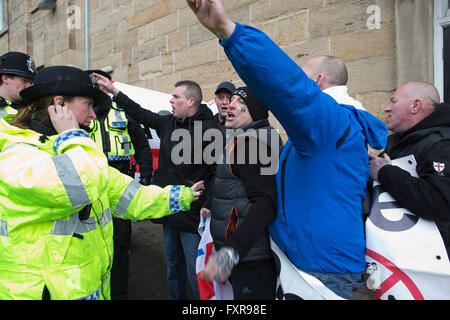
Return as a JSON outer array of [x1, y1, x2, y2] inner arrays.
[[0, 0, 448, 300]]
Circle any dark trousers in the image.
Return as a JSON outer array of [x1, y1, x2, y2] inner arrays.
[[110, 217, 132, 300], [230, 258, 277, 300]]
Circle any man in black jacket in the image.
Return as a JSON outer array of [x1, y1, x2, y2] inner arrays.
[[369, 82, 450, 258], [95, 75, 216, 300]]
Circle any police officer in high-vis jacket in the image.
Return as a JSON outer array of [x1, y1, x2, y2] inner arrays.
[[86, 69, 153, 300], [0, 51, 36, 116], [0, 65, 203, 300]]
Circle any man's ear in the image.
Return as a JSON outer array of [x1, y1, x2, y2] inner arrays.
[[1, 74, 11, 82], [316, 73, 326, 90], [411, 98, 423, 114], [188, 97, 196, 108]]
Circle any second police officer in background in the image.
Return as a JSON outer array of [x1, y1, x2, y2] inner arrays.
[[86, 69, 154, 300], [94, 73, 217, 300]]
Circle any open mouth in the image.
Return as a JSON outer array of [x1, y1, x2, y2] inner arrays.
[[226, 111, 235, 121]]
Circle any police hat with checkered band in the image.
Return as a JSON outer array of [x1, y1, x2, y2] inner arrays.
[[20, 65, 110, 106], [0, 51, 37, 80]]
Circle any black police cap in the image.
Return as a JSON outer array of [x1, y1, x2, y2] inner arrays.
[[0, 51, 37, 80]]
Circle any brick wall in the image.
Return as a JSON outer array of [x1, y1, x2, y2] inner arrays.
[[1, 0, 399, 139]]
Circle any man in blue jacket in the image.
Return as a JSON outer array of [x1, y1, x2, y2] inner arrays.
[[186, 0, 388, 299]]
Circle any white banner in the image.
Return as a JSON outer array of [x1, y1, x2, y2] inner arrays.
[[365, 155, 450, 300], [270, 239, 345, 300]]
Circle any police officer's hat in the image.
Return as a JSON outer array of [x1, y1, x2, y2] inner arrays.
[[0, 51, 37, 80], [20, 65, 110, 106]]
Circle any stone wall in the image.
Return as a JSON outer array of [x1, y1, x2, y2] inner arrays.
[[1, 0, 400, 139]]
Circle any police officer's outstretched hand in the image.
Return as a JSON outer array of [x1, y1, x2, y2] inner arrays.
[[191, 180, 205, 201], [48, 103, 79, 133]]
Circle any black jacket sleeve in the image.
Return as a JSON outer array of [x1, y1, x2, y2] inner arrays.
[[126, 115, 153, 179], [222, 142, 277, 259], [113, 91, 164, 133], [378, 140, 450, 222]]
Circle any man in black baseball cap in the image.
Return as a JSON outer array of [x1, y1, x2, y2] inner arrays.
[[214, 81, 235, 125], [0, 51, 37, 116]]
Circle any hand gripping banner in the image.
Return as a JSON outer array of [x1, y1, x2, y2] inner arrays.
[[365, 155, 450, 300]]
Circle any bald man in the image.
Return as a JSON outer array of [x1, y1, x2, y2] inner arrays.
[[369, 81, 450, 257], [302, 55, 365, 110]]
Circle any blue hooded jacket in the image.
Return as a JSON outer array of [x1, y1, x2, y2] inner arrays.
[[220, 23, 387, 273]]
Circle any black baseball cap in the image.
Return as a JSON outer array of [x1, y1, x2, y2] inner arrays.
[[215, 81, 236, 95]]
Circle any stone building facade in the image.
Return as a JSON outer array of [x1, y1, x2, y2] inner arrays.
[[0, 0, 448, 140]]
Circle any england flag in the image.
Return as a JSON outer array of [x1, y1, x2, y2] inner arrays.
[[196, 216, 233, 300]]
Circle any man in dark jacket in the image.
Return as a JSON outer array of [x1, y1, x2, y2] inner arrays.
[[200, 87, 281, 299], [87, 70, 154, 300], [95, 76, 216, 300], [369, 82, 450, 258]]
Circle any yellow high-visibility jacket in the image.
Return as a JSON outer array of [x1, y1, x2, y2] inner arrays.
[[0, 98, 18, 117], [0, 114, 195, 300], [89, 103, 135, 161]]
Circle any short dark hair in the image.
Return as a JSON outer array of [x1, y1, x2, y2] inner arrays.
[[175, 80, 203, 107]]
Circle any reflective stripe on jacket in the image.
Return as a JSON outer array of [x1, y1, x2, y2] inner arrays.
[[90, 103, 135, 161], [0, 114, 194, 300]]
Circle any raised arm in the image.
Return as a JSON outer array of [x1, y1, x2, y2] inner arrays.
[[186, 0, 351, 156], [95, 73, 164, 132]]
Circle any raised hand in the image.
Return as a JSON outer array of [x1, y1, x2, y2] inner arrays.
[[94, 72, 119, 97], [186, 0, 235, 41]]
